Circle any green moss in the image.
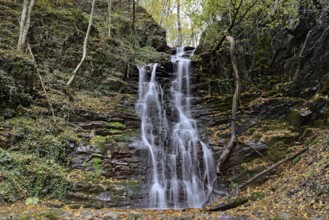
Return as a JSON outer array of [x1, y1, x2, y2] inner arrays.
[[292, 155, 301, 165], [135, 46, 168, 65], [286, 110, 303, 127], [92, 157, 102, 175], [18, 215, 34, 220], [250, 192, 265, 201], [109, 129, 123, 134], [267, 141, 289, 162], [0, 149, 68, 202], [123, 181, 139, 194], [90, 135, 108, 154], [5, 117, 79, 164], [109, 121, 125, 129], [42, 209, 61, 220], [313, 119, 325, 128]]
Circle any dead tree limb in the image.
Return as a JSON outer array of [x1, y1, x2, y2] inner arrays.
[[66, 0, 96, 94], [27, 43, 55, 119], [239, 147, 309, 189], [209, 196, 249, 211], [245, 141, 273, 163], [217, 36, 241, 173]]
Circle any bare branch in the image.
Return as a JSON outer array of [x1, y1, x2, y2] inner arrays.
[[27, 43, 55, 120], [211, 0, 257, 54], [66, 0, 96, 94]]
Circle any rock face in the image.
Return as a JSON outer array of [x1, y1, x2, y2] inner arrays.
[[190, 4, 329, 190], [0, 0, 167, 208]]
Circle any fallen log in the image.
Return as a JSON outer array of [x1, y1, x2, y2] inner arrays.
[[209, 197, 249, 211], [239, 146, 309, 189]]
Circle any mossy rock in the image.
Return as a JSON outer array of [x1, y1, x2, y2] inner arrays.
[[286, 109, 312, 128], [109, 122, 125, 129], [90, 135, 109, 154], [313, 119, 326, 128], [267, 141, 289, 162]]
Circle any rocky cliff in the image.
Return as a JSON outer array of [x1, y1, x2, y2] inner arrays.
[[188, 3, 329, 218], [0, 0, 168, 208]]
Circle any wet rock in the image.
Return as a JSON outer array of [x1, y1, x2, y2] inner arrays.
[[171, 46, 195, 55], [96, 192, 112, 202]]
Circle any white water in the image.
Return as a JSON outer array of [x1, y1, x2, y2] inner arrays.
[[136, 47, 217, 209]]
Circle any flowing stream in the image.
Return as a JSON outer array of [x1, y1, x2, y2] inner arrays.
[[135, 47, 217, 209]]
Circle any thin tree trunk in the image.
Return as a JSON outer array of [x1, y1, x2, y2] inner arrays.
[[217, 36, 241, 173], [159, 0, 169, 26], [132, 0, 136, 48], [17, 0, 34, 51], [66, 0, 96, 93], [18, 0, 28, 51], [21, 0, 35, 50], [176, 0, 183, 46], [27, 43, 55, 119], [292, 30, 312, 82], [107, 0, 112, 38]]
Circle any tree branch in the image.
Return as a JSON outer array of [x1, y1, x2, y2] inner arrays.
[[66, 0, 96, 95], [211, 0, 257, 54], [27, 43, 55, 120], [239, 147, 309, 189]]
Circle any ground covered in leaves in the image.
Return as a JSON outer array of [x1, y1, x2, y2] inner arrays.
[[207, 129, 329, 220], [0, 201, 243, 220]]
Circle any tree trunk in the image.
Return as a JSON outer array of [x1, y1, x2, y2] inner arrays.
[[159, 0, 169, 26], [132, 0, 136, 47], [17, 0, 35, 51], [66, 0, 96, 93], [107, 0, 112, 38], [176, 0, 183, 46], [217, 36, 241, 173]]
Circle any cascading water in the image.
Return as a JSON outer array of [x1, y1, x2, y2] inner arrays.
[[135, 47, 218, 209]]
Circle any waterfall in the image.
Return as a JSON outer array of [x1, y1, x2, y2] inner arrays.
[[135, 47, 218, 209]]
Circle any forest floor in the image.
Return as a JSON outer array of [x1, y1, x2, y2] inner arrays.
[[208, 129, 329, 220], [0, 202, 241, 220], [0, 130, 328, 220]]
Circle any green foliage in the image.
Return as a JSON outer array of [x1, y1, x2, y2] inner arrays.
[[92, 157, 102, 175], [25, 197, 39, 205], [6, 117, 79, 164], [0, 117, 79, 202], [90, 135, 108, 154], [109, 121, 125, 129], [0, 51, 34, 113], [230, 182, 238, 190], [292, 155, 301, 165], [135, 46, 168, 66], [0, 69, 15, 102], [0, 150, 68, 202], [250, 192, 265, 201]]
